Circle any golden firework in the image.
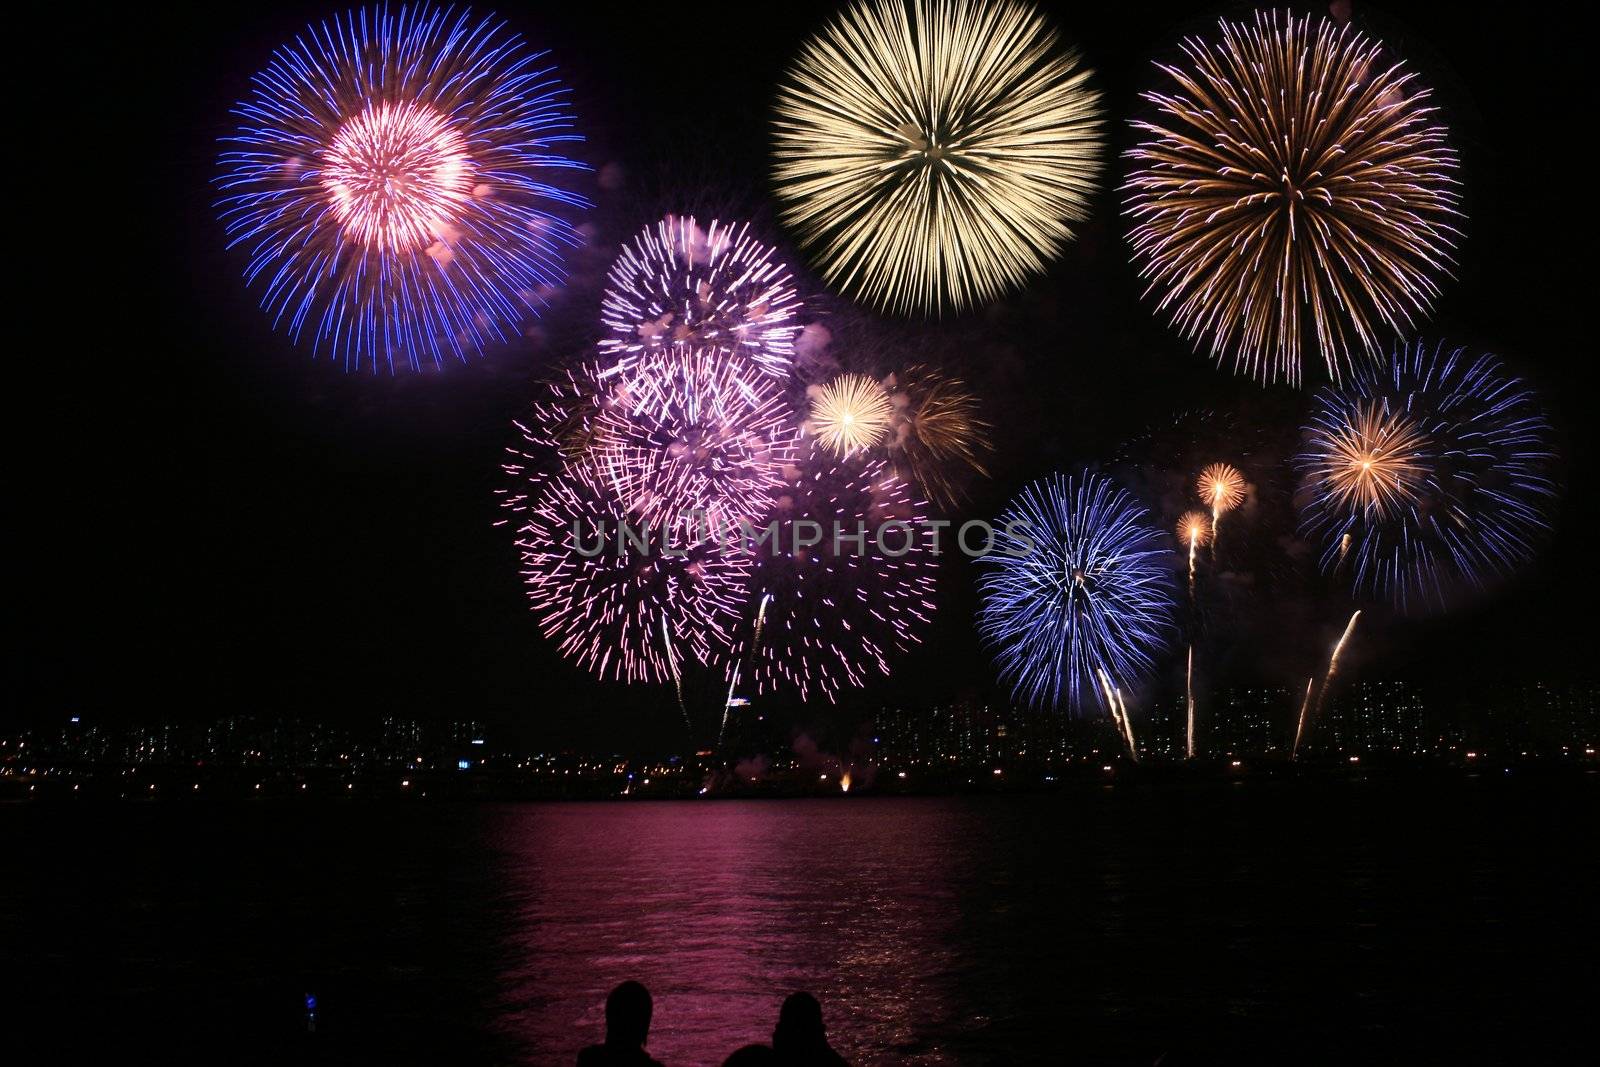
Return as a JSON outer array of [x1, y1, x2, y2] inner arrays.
[[885, 364, 993, 508], [1176, 510, 1211, 550], [1198, 463, 1246, 518], [1125, 12, 1462, 384], [773, 0, 1103, 315], [1317, 404, 1429, 518], [808, 373, 894, 457]]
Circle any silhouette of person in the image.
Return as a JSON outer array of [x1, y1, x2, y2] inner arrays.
[[576, 980, 663, 1067], [771, 992, 848, 1066], [721, 1044, 776, 1067]]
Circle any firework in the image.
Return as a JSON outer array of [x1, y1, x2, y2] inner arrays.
[[1177, 510, 1210, 583], [1199, 463, 1245, 521], [600, 216, 802, 377], [1298, 342, 1555, 612], [1292, 676, 1315, 758], [592, 346, 799, 530], [1293, 610, 1361, 758], [883, 365, 993, 509], [496, 360, 622, 499], [1304, 404, 1429, 520], [217, 4, 589, 371], [808, 374, 894, 457], [1098, 669, 1139, 761], [1175, 510, 1209, 759], [511, 467, 749, 686], [1184, 645, 1195, 759], [727, 446, 938, 703], [978, 472, 1178, 713], [1125, 11, 1462, 384], [773, 0, 1103, 314]]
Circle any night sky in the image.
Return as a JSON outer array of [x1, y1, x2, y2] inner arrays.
[[18, 1, 1591, 752]]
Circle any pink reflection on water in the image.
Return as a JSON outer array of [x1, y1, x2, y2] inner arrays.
[[489, 799, 977, 1064]]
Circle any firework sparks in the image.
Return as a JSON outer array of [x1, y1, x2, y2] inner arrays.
[[1199, 464, 1245, 523], [601, 216, 802, 377], [883, 365, 993, 509], [217, 3, 589, 371], [510, 468, 749, 686], [593, 346, 799, 530], [729, 446, 938, 703], [807, 374, 894, 458], [1124, 11, 1462, 384], [1298, 342, 1556, 612], [773, 0, 1103, 314], [978, 472, 1178, 715]]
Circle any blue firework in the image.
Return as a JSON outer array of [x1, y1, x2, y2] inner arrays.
[[1297, 341, 1556, 613], [217, 3, 589, 372], [978, 471, 1178, 712]]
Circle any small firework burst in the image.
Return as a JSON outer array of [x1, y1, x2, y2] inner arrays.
[[1306, 403, 1430, 519], [1176, 510, 1211, 550], [1125, 11, 1462, 384], [773, 0, 1103, 314], [1198, 463, 1247, 518], [600, 216, 802, 377], [217, 3, 589, 371], [807, 373, 894, 457]]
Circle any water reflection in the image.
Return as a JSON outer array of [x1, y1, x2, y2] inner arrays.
[[491, 800, 974, 1063]]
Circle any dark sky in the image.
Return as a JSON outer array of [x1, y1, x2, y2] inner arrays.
[[16, 1, 1592, 750]]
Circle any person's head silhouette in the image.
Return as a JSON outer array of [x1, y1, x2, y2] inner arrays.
[[772, 992, 826, 1051], [605, 980, 653, 1048]]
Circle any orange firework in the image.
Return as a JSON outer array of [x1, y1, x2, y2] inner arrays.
[[1316, 403, 1430, 518], [1125, 12, 1461, 385], [1198, 464, 1245, 522]]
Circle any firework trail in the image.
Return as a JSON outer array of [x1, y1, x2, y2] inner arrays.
[[1175, 511, 1209, 759], [979, 472, 1178, 719], [807, 374, 894, 458], [1124, 11, 1462, 384], [601, 216, 802, 378], [1097, 669, 1139, 762], [217, 3, 589, 371], [1292, 676, 1315, 759], [773, 0, 1103, 314], [1298, 342, 1556, 613], [1316, 611, 1362, 722], [592, 346, 799, 530], [1292, 611, 1362, 759], [1185, 645, 1195, 760]]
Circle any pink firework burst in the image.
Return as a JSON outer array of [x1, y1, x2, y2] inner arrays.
[[320, 101, 475, 255], [600, 216, 803, 378], [724, 444, 939, 703], [513, 467, 750, 685], [591, 346, 800, 531]]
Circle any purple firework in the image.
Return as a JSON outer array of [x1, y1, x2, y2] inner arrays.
[[600, 216, 802, 378], [723, 444, 939, 703], [591, 346, 800, 531]]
